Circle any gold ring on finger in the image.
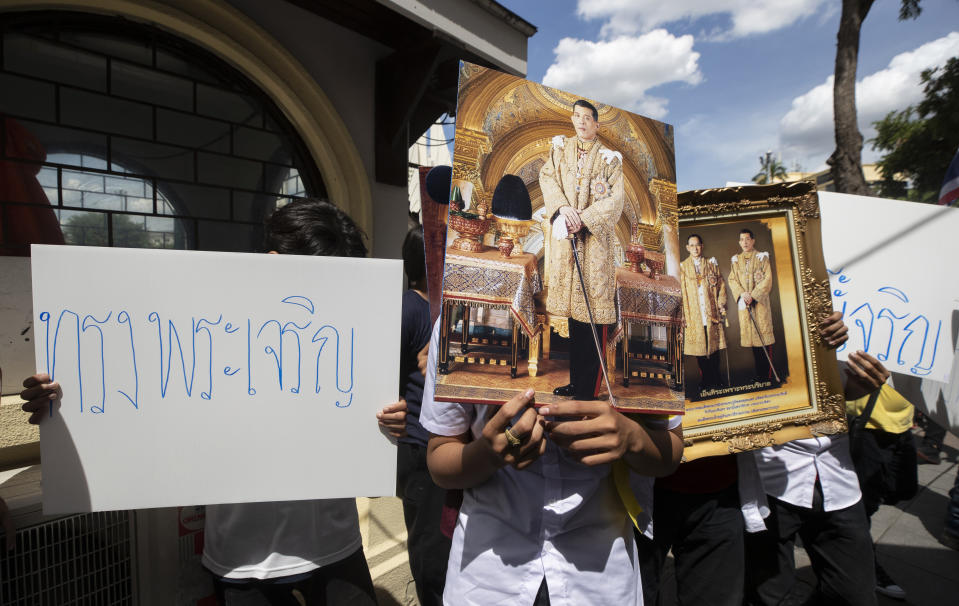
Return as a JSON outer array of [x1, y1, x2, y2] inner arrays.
[[504, 426, 522, 447]]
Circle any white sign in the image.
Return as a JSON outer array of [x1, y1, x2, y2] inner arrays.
[[820, 193, 958, 383], [820, 192, 959, 435], [31, 245, 402, 513]]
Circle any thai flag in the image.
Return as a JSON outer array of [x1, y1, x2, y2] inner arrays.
[[939, 148, 959, 206]]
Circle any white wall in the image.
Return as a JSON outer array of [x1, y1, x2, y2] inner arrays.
[[0, 257, 33, 395]]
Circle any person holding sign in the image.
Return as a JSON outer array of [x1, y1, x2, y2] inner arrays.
[[392, 224, 452, 606], [728, 228, 777, 383], [420, 318, 683, 605], [21, 199, 388, 606], [637, 311, 851, 606], [739, 323, 892, 606], [679, 233, 728, 396], [539, 99, 624, 401]]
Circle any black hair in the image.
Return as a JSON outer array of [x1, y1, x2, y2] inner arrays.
[[402, 224, 426, 283], [687, 233, 704, 245], [739, 228, 755, 240], [572, 99, 599, 121], [264, 198, 368, 258]]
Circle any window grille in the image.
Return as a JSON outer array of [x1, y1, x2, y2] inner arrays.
[[0, 11, 321, 254], [0, 510, 135, 605]]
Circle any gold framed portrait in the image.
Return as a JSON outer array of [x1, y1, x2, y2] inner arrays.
[[677, 182, 845, 460]]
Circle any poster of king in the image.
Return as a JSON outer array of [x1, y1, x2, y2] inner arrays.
[[432, 61, 684, 414]]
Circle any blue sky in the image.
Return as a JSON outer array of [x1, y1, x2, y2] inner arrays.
[[493, 0, 959, 190]]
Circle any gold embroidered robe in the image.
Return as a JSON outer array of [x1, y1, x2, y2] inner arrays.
[[727, 250, 775, 347], [680, 255, 727, 356], [540, 135, 624, 325]]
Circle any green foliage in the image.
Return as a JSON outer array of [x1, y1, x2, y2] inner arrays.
[[899, 0, 922, 20], [64, 213, 151, 247], [871, 57, 959, 202], [752, 154, 789, 184]]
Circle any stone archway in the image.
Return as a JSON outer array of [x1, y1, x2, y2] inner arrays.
[[0, 0, 374, 240]]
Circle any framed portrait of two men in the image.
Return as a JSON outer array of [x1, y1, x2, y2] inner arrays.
[[676, 182, 845, 460]]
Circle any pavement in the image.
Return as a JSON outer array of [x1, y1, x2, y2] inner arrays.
[[365, 429, 959, 606]]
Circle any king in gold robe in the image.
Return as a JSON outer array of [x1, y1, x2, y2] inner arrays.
[[540, 134, 624, 326], [680, 235, 727, 393], [539, 100, 624, 399], [728, 229, 777, 381], [680, 255, 727, 357]]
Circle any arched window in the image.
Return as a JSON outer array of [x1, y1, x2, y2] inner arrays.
[[0, 12, 322, 254]]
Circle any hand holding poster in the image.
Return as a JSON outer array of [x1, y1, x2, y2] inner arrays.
[[31, 245, 401, 513]]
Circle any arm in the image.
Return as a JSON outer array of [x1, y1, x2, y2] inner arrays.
[[427, 388, 546, 489], [714, 263, 727, 317], [679, 266, 690, 328], [20, 373, 61, 424], [727, 258, 745, 303], [539, 142, 573, 219], [540, 401, 683, 476], [844, 351, 890, 400], [377, 399, 407, 439], [819, 310, 849, 349]]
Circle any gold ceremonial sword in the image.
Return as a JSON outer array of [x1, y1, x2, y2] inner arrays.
[[747, 303, 781, 383]]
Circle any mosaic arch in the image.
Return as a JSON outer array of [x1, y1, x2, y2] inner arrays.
[[452, 63, 677, 260]]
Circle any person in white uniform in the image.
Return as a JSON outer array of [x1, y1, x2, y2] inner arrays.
[[420, 320, 684, 606], [20, 199, 397, 606], [739, 315, 880, 606]]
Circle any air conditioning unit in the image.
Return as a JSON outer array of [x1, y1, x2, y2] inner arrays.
[[1, 468, 137, 605]]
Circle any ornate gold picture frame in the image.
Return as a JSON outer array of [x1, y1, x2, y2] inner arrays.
[[677, 182, 845, 461]]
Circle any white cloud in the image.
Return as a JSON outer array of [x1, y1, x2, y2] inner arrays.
[[779, 32, 959, 169], [576, 0, 829, 40], [542, 30, 702, 120]]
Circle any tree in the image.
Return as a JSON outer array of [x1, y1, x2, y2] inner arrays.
[[871, 57, 959, 202], [752, 151, 789, 184], [827, 0, 921, 194], [64, 212, 150, 248]]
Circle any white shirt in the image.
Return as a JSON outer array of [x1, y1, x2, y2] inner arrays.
[[421, 320, 678, 605], [738, 435, 862, 533], [693, 258, 709, 327], [202, 499, 362, 580]]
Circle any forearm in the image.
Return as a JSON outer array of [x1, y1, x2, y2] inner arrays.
[[728, 271, 744, 300], [427, 434, 501, 490], [622, 423, 684, 477]]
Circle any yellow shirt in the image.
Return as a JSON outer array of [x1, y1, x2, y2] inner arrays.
[[845, 384, 914, 434]]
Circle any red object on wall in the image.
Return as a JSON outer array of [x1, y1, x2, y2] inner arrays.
[[0, 115, 64, 255]]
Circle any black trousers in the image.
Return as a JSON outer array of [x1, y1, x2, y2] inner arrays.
[[568, 318, 610, 400], [695, 351, 722, 390], [752, 345, 775, 380], [397, 441, 452, 606], [637, 483, 744, 606], [744, 486, 876, 606], [947, 466, 959, 538], [212, 547, 376, 606]]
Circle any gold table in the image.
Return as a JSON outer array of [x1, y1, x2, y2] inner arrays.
[[439, 248, 543, 378], [612, 268, 684, 388]]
